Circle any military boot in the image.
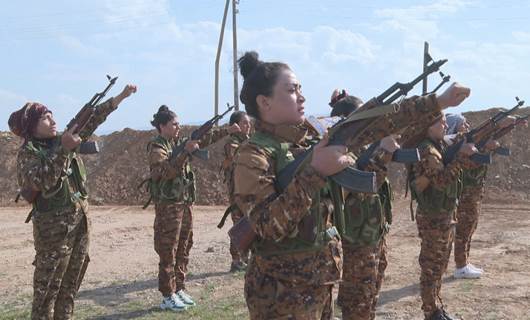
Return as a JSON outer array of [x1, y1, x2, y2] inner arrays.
[[230, 260, 247, 272], [428, 309, 447, 320], [441, 309, 457, 320]]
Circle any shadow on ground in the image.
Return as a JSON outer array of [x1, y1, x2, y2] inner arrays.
[[78, 270, 231, 307]]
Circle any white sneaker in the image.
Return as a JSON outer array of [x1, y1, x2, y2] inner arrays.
[[468, 263, 484, 273], [160, 294, 187, 312], [177, 289, 196, 306], [454, 265, 482, 279]]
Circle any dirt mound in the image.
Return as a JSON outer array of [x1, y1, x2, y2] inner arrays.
[[0, 126, 228, 206], [1, 107, 529, 206], [387, 107, 530, 202]]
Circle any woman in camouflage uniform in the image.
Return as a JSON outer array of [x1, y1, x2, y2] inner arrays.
[[445, 114, 514, 280], [219, 110, 252, 272], [232, 51, 354, 319], [8, 84, 136, 320], [147, 105, 240, 312], [409, 111, 477, 320], [331, 86, 472, 320]]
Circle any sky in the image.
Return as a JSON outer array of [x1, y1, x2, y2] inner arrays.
[[1, 0, 529, 134]]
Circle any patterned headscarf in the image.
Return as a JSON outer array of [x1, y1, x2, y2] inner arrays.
[[445, 113, 466, 135], [8, 102, 51, 140]]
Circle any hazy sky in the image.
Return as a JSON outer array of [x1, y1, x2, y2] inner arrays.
[[1, 0, 529, 133]]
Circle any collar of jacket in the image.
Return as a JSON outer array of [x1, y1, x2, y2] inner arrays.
[[27, 136, 56, 149], [254, 120, 308, 145]]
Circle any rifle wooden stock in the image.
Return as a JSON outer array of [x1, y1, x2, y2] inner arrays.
[[67, 75, 118, 139], [18, 187, 40, 204], [228, 216, 256, 253], [66, 105, 94, 135]]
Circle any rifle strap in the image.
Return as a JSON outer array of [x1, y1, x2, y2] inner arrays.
[[410, 198, 415, 222], [340, 104, 398, 126], [137, 178, 150, 190], [217, 205, 235, 229], [25, 208, 35, 223], [142, 196, 152, 210]]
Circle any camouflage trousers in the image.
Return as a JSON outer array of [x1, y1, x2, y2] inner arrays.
[[154, 202, 193, 296], [338, 238, 388, 320], [454, 185, 483, 268], [31, 204, 90, 320], [244, 258, 334, 320], [229, 205, 249, 262], [416, 209, 456, 319]]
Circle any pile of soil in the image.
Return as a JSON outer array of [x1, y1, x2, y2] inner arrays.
[[1, 107, 529, 206], [0, 126, 228, 206]]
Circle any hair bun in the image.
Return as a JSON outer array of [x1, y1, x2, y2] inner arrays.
[[158, 105, 170, 113], [238, 51, 261, 79], [8, 109, 24, 137]]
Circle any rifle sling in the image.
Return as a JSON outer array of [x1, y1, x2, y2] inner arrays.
[[340, 103, 398, 126], [217, 205, 235, 229]]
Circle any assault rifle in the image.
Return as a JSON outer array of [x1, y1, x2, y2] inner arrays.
[[229, 57, 448, 253], [357, 65, 451, 170], [442, 97, 525, 166], [480, 113, 528, 157], [68, 74, 118, 154], [16, 75, 119, 206], [171, 104, 235, 161], [276, 57, 448, 194]]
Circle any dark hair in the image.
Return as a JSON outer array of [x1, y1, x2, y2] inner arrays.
[[229, 111, 248, 126], [151, 105, 176, 132], [330, 95, 364, 117], [238, 51, 290, 119]]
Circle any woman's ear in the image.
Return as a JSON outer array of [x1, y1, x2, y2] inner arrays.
[[256, 94, 271, 114]]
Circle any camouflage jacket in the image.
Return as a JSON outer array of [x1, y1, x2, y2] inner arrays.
[[16, 98, 116, 213], [221, 132, 248, 201], [342, 93, 443, 245], [340, 94, 444, 151], [410, 138, 474, 214], [233, 120, 342, 286], [147, 127, 229, 204]]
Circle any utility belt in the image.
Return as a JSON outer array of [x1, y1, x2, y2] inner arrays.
[[253, 225, 341, 258]]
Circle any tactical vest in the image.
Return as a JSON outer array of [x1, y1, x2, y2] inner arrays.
[[249, 131, 343, 256], [409, 139, 463, 214], [25, 138, 88, 213], [147, 136, 196, 205], [462, 165, 488, 188], [341, 179, 392, 246]]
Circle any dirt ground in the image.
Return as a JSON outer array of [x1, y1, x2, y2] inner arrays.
[[1, 199, 529, 320]]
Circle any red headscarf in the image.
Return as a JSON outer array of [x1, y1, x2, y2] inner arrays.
[[8, 102, 51, 141]]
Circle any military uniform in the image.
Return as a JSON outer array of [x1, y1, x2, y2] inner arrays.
[[232, 94, 446, 319], [409, 138, 472, 319], [147, 128, 228, 297], [338, 94, 444, 320], [16, 99, 116, 320], [233, 120, 343, 320], [454, 165, 487, 268], [220, 132, 249, 263]]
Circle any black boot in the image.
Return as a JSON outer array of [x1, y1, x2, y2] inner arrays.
[[428, 309, 446, 320], [441, 309, 457, 320]]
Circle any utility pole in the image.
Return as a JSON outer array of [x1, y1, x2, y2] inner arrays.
[[422, 41, 429, 95], [214, 0, 230, 117], [232, 0, 240, 110]]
